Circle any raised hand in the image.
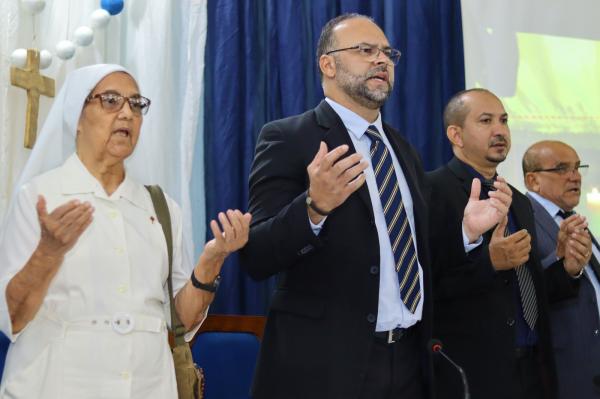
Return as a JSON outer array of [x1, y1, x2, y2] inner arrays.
[[7, 196, 94, 334], [36, 195, 94, 259], [488, 216, 531, 270], [179, 210, 252, 329], [306, 142, 368, 222], [557, 215, 593, 276], [462, 177, 512, 243], [203, 210, 252, 262]]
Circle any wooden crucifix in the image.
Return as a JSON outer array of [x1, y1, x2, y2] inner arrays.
[[10, 49, 55, 149]]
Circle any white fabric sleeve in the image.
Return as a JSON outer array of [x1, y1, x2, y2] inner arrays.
[[0, 184, 42, 342]]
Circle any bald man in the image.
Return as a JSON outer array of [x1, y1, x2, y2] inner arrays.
[[427, 89, 587, 399], [523, 140, 597, 399]]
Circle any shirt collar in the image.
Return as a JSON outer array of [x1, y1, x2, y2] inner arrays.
[[60, 153, 150, 211], [325, 97, 384, 139], [527, 191, 564, 219], [454, 157, 498, 184]]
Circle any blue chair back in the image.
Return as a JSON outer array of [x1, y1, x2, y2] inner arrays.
[[0, 333, 9, 382], [191, 315, 265, 399]]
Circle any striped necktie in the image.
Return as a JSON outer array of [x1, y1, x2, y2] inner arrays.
[[365, 125, 421, 313], [482, 178, 538, 329], [504, 226, 538, 330]]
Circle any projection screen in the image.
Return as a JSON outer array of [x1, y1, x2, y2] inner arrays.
[[461, 0, 600, 232]]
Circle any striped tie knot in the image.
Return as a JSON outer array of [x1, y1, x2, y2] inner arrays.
[[366, 125, 383, 141]]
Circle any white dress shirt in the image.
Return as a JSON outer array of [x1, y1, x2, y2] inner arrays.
[[320, 98, 424, 331], [0, 154, 201, 399]]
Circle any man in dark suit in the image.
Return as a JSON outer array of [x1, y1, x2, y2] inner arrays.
[[523, 140, 597, 399], [427, 89, 588, 399], [240, 15, 511, 399]]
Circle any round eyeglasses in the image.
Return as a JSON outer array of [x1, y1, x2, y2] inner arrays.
[[85, 92, 151, 115]]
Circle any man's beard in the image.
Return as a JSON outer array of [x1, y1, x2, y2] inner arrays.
[[335, 59, 393, 109], [485, 136, 510, 164]]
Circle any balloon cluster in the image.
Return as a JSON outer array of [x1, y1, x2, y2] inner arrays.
[[10, 0, 124, 70]]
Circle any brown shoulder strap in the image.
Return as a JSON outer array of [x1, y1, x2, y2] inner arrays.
[[145, 185, 187, 346]]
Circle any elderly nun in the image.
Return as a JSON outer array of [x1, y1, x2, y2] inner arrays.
[[0, 64, 250, 398]]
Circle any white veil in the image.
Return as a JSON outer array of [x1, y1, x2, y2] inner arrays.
[[12, 64, 129, 193]]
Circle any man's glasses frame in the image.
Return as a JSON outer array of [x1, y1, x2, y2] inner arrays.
[[325, 43, 402, 65], [532, 164, 589, 176], [85, 92, 151, 115]]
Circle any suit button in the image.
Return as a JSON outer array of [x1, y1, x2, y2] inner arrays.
[[298, 245, 314, 255], [367, 314, 376, 323], [370, 266, 379, 275], [503, 278, 509, 285], [506, 318, 515, 327], [594, 329, 599, 336]]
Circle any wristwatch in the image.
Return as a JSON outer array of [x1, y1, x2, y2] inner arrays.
[[305, 191, 330, 216], [191, 270, 221, 293]]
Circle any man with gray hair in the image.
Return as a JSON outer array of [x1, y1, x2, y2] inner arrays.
[[523, 140, 597, 399]]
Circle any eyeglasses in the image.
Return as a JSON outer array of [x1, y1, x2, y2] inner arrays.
[[325, 44, 402, 65], [532, 164, 589, 176], [85, 92, 151, 115]]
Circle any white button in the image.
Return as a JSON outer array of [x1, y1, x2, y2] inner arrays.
[[108, 210, 119, 219], [117, 284, 128, 294], [115, 247, 125, 255], [112, 312, 134, 334], [121, 371, 130, 380]]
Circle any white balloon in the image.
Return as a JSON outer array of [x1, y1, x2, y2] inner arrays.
[[20, 0, 45, 15], [39, 50, 52, 69], [10, 48, 28, 68], [90, 9, 111, 29], [74, 26, 94, 47], [56, 40, 76, 60]]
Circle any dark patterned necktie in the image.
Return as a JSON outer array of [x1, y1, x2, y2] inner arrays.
[[504, 225, 538, 330], [365, 125, 421, 313], [558, 210, 576, 219], [482, 178, 538, 329]]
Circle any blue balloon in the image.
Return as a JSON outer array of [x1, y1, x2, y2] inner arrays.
[[100, 0, 124, 16]]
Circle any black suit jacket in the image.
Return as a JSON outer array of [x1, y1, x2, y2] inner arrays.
[[426, 157, 578, 399], [240, 100, 433, 399], [528, 193, 600, 399]]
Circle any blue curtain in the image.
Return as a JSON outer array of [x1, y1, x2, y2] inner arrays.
[[203, 0, 465, 315]]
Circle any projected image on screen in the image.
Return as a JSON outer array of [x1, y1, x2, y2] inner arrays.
[[496, 32, 600, 233]]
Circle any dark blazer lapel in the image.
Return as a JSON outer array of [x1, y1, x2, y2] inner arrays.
[[527, 193, 559, 241], [447, 157, 473, 196], [509, 190, 535, 235], [383, 124, 423, 205], [314, 100, 374, 220], [586, 232, 600, 280]]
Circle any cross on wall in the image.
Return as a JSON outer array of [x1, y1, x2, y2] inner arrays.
[[10, 49, 55, 149]]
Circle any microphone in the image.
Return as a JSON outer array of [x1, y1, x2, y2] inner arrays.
[[429, 339, 470, 399]]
